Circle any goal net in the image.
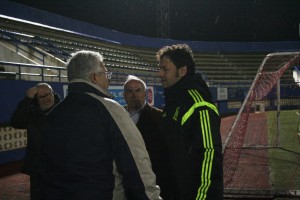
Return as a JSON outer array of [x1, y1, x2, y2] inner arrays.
[[222, 52, 300, 198]]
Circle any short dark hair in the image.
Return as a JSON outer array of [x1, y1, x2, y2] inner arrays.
[[156, 44, 195, 75]]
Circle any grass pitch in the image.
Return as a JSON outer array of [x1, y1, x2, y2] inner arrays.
[[267, 110, 300, 191]]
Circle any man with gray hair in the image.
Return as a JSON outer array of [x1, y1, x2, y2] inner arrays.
[[39, 51, 161, 200]]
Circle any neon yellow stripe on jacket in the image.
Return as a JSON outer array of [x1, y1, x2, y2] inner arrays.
[[196, 110, 214, 200], [181, 90, 219, 126], [180, 90, 217, 200]]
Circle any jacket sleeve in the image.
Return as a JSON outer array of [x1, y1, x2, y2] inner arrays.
[[10, 97, 38, 128], [87, 93, 162, 200], [179, 92, 223, 199]]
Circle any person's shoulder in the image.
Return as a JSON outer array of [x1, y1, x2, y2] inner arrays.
[[183, 84, 211, 103], [179, 87, 197, 102], [145, 103, 162, 113], [141, 104, 162, 120], [103, 97, 119, 105]]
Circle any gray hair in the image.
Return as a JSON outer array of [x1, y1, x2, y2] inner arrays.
[[124, 75, 147, 91], [36, 82, 53, 91], [66, 50, 104, 81]]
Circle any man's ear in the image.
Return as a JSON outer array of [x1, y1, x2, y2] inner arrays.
[[90, 72, 97, 83], [179, 66, 187, 77]]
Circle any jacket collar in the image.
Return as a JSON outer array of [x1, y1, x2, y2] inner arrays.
[[163, 73, 211, 102], [163, 74, 192, 97], [68, 79, 114, 98]]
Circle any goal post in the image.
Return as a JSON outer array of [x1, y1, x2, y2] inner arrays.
[[222, 51, 300, 196]]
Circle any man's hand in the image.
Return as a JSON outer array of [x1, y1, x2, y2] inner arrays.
[[26, 87, 38, 99]]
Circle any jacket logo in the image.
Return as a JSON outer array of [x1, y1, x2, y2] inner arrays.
[[172, 107, 180, 121]]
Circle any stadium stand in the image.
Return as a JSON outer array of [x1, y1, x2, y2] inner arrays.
[[0, 17, 269, 86], [1, 12, 297, 88]]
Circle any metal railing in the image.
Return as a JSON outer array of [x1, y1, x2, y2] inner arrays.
[[0, 61, 161, 86], [0, 29, 47, 64], [0, 61, 67, 82]]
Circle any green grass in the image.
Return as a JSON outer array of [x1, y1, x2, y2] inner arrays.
[[267, 110, 300, 190]]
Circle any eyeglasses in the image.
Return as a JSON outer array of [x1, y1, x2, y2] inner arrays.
[[125, 88, 145, 94], [37, 92, 53, 100], [96, 71, 112, 80]]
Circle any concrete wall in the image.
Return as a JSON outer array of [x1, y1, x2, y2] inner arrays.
[[0, 41, 67, 81]]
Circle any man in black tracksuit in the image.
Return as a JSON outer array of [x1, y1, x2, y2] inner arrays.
[[156, 44, 223, 200]]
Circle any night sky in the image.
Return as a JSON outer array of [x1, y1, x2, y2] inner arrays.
[[9, 0, 300, 42]]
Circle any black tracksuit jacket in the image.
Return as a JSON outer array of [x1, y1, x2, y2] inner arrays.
[[161, 73, 223, 200]]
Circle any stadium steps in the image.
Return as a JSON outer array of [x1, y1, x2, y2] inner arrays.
[[1, 15, 293, 86]]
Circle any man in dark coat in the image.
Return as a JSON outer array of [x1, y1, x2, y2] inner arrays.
[[38, 51, 161, 200], [10, 82, 60, 200], [123, 75, 173, 200], [156, 44, 224, 200]]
